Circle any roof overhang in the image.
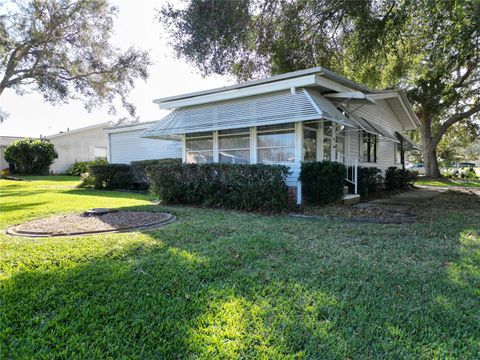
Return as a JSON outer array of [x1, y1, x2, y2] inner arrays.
[[369, 91, 420, 130], [395, 131, 420, 151], [47, 122, 109, 139]]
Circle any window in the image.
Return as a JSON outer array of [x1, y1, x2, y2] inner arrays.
[[218, 128, 250, 164], [94, 146, 107, 161], [257, 123, 295, 163], [394, 142, 402, 164], [186, 132, 213, 163], [303, 123, 317, 161], [361, 131, 377, 163], [335, 127, 346, 163], [323, 121, 333, 161]]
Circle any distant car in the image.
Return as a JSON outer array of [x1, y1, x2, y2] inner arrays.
[[407, 163, 425, 175], [456, 162, 476, 169]]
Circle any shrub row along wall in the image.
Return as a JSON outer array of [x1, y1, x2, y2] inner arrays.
[[385, 167, 418, 190], [146, 163, 290, 212], [85, 159, 180, 190], [300, 161, 346, 205]]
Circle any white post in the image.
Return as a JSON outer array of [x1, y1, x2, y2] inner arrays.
[[354, 158, 358, 194], [317, 122, 323, 161], [181, 134, 186, 163], [250, 127, 257, 164], [213, 130, 219, 162], [295, 122, 304, 205]]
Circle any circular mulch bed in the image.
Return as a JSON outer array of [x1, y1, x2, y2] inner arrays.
[[6, 210, 176, 237]]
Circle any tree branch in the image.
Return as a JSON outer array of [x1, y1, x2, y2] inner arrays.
[[432, 102, 480, 147]]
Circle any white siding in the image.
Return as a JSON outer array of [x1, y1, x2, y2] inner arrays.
[[109, 129, 181, 164], [347, 99, 403, 171]]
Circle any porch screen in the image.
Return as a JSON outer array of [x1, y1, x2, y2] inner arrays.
[[257, 123, 295, 163], [219, 128, 250, 164], [185, 132, 213, 163]]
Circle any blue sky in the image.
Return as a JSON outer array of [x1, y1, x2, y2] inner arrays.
[[0, 0, 233, 137]]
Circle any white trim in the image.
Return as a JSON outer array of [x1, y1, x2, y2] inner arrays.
[[213, 131, 219, 162], [181, 135, 186, 163], [106, 122, 158, 134], [250, 127, 257, 164], [47, 122, 109, 139], [317, 123, 323, 161], [157, 75, 318, 110]]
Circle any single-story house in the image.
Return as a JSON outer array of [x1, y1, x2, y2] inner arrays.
[[47, 123, 109, 174], [126, 67, 418, 204], [105, 121, 182, 163]]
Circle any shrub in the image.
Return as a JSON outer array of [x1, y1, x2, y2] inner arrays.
[[357, 166, 383, 198], [146, 163, 290, 212], [87, 164, 139, 190], [131, 158, 181, 188], [300, 161, 346, 205], [66, 159, 108, 176], [4, 138, 57, 174], [385, 166, 418, 190]]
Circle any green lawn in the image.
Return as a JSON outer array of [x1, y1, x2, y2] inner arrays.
[[1, 177, 479, 358], [415, 177, 480, 188]]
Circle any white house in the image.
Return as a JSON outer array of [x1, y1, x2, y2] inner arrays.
[[106, 121, 182, 163], [139, 67, 419, 204], [47, 123, 109, 174]]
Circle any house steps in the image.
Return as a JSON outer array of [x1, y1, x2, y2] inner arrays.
[[342, 194, 361, 205]]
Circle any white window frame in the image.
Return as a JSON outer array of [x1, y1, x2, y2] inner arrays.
[[256, 123, 296, 164], [185, 132, 214, 163], [218, 128, 251, 164]]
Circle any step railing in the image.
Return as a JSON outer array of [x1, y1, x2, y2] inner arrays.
[[344, 156, 358, 194]]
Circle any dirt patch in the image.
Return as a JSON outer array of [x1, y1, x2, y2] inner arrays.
[[7, 211, 175, 237]]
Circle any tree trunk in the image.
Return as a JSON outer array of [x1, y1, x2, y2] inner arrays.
[[419, 113, 442, 178]]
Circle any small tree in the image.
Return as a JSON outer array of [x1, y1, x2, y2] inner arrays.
[[4, 138, 58, 174]]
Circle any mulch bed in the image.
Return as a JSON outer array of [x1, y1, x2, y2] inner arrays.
[[7, 211, 175, 237]]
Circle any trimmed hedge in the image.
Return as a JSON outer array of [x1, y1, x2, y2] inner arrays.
[[131, 158, 181, 187], [357, 166, 383, 198], [385, 167, 418, 190], [66, 159, 107, 176], [146, 163, 290, 212], [300, 161, 346, 205], [87, 164, 139, 190]]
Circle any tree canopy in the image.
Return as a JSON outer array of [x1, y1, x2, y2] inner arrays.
[[159, 0, 479, 177], [0, 0, 151, 118]]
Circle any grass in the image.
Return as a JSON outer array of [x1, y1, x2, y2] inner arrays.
[[1, 177, 479, 358], [415, 177, 480, 188]]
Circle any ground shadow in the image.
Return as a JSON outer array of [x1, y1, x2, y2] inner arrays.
[[2, 191, 479, 358]]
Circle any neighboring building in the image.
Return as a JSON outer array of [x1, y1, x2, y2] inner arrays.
[[0, 136, 27, 170], [47, 123, 109, 174], [113, 67, 418, 204], [106, 121, 181, 163]]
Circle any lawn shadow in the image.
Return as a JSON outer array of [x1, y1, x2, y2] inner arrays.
[[2, 192, 479, 357]]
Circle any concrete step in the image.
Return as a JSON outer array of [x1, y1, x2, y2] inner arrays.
[[342, 194, 361, 205]]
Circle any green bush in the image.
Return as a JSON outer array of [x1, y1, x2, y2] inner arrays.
[[87, 164, 139, 190], [66, 159, 108, 176], [4, 138, 58, 174], [131, 158, 181, 187], [146, 163, 290, 212], [357, 167, 383, 198], [385, 167, 418, 189], [300, 161, 346, 205]]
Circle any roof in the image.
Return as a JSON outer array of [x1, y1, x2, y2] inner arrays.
[[152, 66, 419, 130], [47, 122, 109, 139], [105, 121, 158, 133], [142, 89, 356, 140]]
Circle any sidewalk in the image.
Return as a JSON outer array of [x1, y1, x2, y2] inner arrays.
[[354, 187, 445, 212]]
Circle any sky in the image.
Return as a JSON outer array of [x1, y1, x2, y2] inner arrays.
[[0, 0, 233, 138]]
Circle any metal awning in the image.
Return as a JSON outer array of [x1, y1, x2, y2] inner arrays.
[[395, 132, 420, 151], [346, 113, 399, 143], [142, 89, 356, 139]]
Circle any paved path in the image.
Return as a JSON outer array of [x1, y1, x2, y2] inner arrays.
[[354, 187, 445, 212]]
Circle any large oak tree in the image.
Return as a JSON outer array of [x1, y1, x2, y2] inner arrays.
[[0, 0, 151, 119], [158, 0, 479, 177]]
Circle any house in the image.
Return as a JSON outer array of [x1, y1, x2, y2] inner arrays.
[[105, 121, 182, 163], [140, 67, 419, 204], [0, 136, 29, 170], [47, 123, 109, 174]]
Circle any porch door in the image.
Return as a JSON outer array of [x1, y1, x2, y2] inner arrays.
[[322, 121, 346, 163]]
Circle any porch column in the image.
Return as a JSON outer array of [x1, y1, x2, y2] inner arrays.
[[295, 122, 303, 205]]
